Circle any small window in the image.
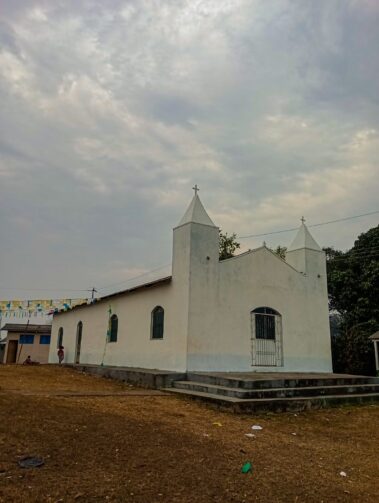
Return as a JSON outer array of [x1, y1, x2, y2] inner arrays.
[[151, 306, 164, 339], [40, 335, 51, 345], [109, 314, 118, 343], [57, 327, 63, 348], [20, 334, 34, 344]]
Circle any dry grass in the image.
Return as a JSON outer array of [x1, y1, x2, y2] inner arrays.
[[0, 365, 378, 503]]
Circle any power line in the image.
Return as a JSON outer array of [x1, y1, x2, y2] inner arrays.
[[325, 245, 379, 256], [332, 244, 379, 253], [326, 255, 379, 264], [97, 263, 172, 291], [0, 264, 173, 297], [239, 210, 379, 239], [348, 246, 379, 253], [1, 210, 377, 295], [310, 210, 379, 228], [0, 287, 93, 293], [326, 251, 379, 262]]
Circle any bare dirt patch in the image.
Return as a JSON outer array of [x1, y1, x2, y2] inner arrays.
[[0, 365, 378, 503], [0, 365, 130, 393]]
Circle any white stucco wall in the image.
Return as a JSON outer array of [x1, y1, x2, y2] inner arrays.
[[186, 234, 332, 372], [49, 281, 189, 371]]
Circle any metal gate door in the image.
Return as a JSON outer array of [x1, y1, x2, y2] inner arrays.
[[251, 308, 283, 366]]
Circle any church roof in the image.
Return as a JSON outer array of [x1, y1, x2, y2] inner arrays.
[[1, 324, 51, 334], [177, 194, 216, 227], [288, 222, 322, 252], [54, 276, 172, 316]]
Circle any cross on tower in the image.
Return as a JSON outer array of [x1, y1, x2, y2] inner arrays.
[[301, 216, 306, 224], [192, 184, 200, 195]]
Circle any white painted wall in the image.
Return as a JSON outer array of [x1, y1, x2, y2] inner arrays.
[[49, 282, 189, 371], [186, 244, 332, 372], [49, 204, 332, 373]]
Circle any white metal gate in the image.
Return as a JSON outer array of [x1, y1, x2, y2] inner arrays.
[[251, 309, 283, 367]]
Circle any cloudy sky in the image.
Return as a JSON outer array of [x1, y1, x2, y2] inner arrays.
[[0, 0, 378, 301]]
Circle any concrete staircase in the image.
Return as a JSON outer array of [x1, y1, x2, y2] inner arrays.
[[163, 372, 379, 413]]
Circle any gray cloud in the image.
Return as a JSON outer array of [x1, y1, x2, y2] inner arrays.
[[0, 0, 378, 300]]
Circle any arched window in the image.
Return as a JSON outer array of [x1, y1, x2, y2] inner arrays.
[[109, 314, 118, 343], [57, 327, 64, 348], [252, 307, 280, 340], [151, 306, 164, 339]]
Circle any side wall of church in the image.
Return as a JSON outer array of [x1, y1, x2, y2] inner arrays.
[[187, 247, 332, 372], [48, 282, 188, 371]]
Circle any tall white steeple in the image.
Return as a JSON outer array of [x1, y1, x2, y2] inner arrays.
[[172, 186, 219, 284], [176, 187, 216, 228], [178, 185, 216, 227], [172, 187, 220, 371], [286, 218, 325, 277], [288, 217, 322, 252]]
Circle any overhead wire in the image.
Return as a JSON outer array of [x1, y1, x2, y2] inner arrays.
[[326, 251, 379, 262], [238, 210, 379, 239], [0, 287, 93, 293], [1, 209, 378, 296], [326, 245, 379, 255], [96, 263, 172, 292]]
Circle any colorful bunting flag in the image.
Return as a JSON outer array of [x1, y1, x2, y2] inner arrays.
[[0, 298, 88, 320]]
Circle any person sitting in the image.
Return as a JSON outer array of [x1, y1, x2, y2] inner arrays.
[[22, 355, 40, 365], [23, 355, 32, 365]]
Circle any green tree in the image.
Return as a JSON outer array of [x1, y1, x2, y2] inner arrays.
[[325, 225, 379, 375], [219, 230, 241, 260], [272, 245, 287, 260]]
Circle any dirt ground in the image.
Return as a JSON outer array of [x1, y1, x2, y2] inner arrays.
[[0, 366, 378, 503]]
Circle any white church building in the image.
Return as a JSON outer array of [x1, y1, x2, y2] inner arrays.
[[49, 193, 332, 373]]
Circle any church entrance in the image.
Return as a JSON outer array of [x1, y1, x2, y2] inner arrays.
[[251, 307, 283, 366]]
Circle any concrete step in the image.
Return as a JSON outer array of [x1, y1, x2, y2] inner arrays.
[[163, 387, 379, 413], [74, 364, 186, 389], [173, 380, 379, 399], [187, 372, 379, 390]]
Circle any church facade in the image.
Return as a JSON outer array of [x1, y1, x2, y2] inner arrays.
[[48, 194, 332, 372]]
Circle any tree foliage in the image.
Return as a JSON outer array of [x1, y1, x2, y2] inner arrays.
[[219, 230, 241, 260], [325, 225, 379, 375], [272, 245, 287, 260]]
